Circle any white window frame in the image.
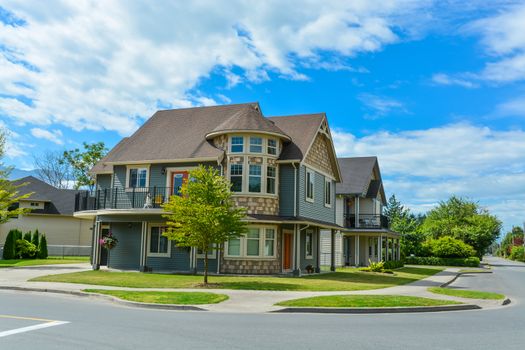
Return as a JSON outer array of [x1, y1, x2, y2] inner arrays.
[[305, 229, 314, 259], [305, 168, 315, 203], [267, 138, 278, 155], [324, 178, 332, 208], [147, 224, 171, 258], [196, 244, 216, 259], [126, 165, 150, 190], [249, 136, 263, 153], [230, 163, 243, 193], [224, 226, 278, 259], [266, 165, 276, 194], [230, 135, 244, 153], [248, 164, 262, 193]]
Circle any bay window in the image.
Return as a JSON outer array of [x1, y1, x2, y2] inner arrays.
[[267, 139, 277, 155], [230, 164, 243, 192], [249, 136, 263, 153], [246, 228, 260, 256], [225, 227, 277, 258], [266, 166, 276, 194], [231, 136, 244, 153], [249, 164, 262, 192]]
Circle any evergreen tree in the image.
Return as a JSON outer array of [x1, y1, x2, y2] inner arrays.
[[23, 231, 31, 241], [2, 230, 16, 259], [37, 234, 48, 259], [31, 229, 40, 247]]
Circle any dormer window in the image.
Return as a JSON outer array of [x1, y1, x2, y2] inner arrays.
[[249, 136, 263, 153], [267, 139, 277, 155], [231, 136, 244, 153]]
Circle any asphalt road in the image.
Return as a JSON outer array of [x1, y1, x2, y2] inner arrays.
[[0, 256, 524, 349]]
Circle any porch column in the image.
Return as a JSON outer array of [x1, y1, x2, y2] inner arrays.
[[330, 229, 336, 271], [386, 237, 390, 261], [397, 239, 401, 260], [355, 196, 360, 228], [379, 234, 383, 262], [315, 228, 321, 273], [139, 221, 147, 271], [355, 234, 360, 266], [294, 225, 301, 276], [92, 221, 100, 270]]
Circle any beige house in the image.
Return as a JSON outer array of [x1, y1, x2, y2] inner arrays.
[[0, 176, 92, 255]]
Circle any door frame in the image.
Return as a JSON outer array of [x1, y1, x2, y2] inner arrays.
[[282, 229, 294, 272]]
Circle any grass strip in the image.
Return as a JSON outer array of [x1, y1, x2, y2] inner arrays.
[[83, 289, 229, 305], [0, 257, 89, 267], [428, 287, 504, 300]]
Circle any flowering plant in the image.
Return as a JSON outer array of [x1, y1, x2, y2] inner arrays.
[[99, 232, 118, 250]]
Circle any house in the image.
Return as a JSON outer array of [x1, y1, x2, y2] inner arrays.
[[75, 102, 343, 275], [321, 157, 401, 267], [0, 176, 92, 255]]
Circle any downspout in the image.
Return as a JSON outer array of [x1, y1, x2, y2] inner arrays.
[[292, 162, 298, 217]]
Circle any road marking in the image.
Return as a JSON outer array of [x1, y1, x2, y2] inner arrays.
[[0, 314, 56, 322], [0, 314, 69, 338]]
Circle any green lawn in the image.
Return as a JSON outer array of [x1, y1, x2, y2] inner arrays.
[[276, 295, 462, 308], [428, 287, 505, 300], [31, 266, 443, 291], [458, 268, 491, 274], [0, 256, 89, 267], [84, 289, 228, 305]]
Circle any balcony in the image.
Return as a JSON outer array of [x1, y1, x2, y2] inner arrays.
[[75, 187, 170, 212], [345, 214, 389, 230]]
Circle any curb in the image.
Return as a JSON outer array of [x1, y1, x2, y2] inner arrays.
[[272, 304, 482, 314], [0, 286, 206, 311]]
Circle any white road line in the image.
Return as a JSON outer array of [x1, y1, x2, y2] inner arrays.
[[0, 320, 69, 338]]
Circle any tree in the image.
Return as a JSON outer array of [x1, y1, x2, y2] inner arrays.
[[31, 229, 40, 247], [162, 165, 247, 284], [37, 234, 48, 259], [63, 142, 107, 190], [34, 151, 72, 189], [421, 196, 501, 258], [2, 230, 16, 259], [383, 194, 405, 223]]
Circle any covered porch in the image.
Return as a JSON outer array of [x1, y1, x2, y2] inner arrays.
[[341, 231, 401, 267]]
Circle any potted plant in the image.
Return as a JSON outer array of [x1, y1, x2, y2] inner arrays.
[[99, 232, 118, 267], [305, 264, 314, 274]]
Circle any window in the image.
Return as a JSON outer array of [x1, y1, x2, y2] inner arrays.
[[197, 244, 216, 259], [231, 136, 244, 153], [266, 166, 276, 194], [305, 168, 314, 202], [30, 202, 40, 207], [305, 230, 313, 259], [230, 164, 243, 192], [249, 164, 262, 192], [267, 139, 277, 155], [264, 228, 275, 256], [148, 225, 170, 257], [128, 167, 148, 188], [246, 228, 260, 256], [249, 136, 263, 153], [224, 227, 277, 258], [324, 178, 332, 207]]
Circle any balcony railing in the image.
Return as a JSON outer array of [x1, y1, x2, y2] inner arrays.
[[345, 214, 389, 230], [75, 187, 171, 212]]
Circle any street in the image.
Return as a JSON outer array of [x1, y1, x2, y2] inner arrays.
[[0, 256, 524, 349]]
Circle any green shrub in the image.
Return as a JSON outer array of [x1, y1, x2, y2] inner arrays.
[[23, 231, 32, 242], [368, 260, 385, 272], [422, 236, 476, 258], [405, 256, 480, 267], [383, 260, 405, 269], [37, 234, 48, 259], [509, 246, 525, 262], [31, 230, 40, 248], [2, 230, 17, 259], [15, 239, 37, 259]]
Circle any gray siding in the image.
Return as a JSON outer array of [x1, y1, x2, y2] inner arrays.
[[196, 256, 218, 273], [113, 165, 126, 188], [299, 227, 319, 271], [149, 162, 214, 189], [108, 222, 141, 270], [298, 165, 336, 223], [146, 244, 191, 272], [279, 164, 296, 216], [96, 174, 112, 189]]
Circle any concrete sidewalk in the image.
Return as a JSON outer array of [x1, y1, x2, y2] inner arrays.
[[0, 264, 505, 313]]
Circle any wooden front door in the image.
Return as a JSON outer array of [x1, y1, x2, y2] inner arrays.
[[283, 232, 293, 270]]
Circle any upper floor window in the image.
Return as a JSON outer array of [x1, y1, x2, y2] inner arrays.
[[305, 168, 314, 202], [231, 136, 244, 153], [324, 178, 332, 207], [249, 165, 262, 192], [230, 164, 243, 192], [128, 167, 148, 188], [249, 136, 263, 153], [267, 166, 276, 194], [267, 139, 277, 155]]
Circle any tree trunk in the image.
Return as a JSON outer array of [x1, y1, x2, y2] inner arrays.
[[204, 251, 208, 285]]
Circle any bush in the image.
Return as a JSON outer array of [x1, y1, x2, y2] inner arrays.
[[37, 234, 48, 259], [2, 230, 17, 260], [383, 260, 405, 269], [15, 239, 37, 259], [368, 260, 385, 272], [23, 231, 32, 242], [509, 246, 525, 262], [31, 230, 40, 247], [422, 236, 476, 258], [405, 256, 480, 267]]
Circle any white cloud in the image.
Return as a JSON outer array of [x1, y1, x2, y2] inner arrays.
[[30, 128, 63, 145], [431, 73, 478, 88], [0, 0, 425, 136], [357, 93, 407, 119], [333, 124, 525, 230], [496, 96, 525, 117]]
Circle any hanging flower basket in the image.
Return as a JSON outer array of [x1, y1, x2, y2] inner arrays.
[[99, 233, 118, 250]]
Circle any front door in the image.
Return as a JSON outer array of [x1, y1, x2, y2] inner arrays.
[[99, 225, 110, 266], [283, 232, 293, 271], [171, 171, 189, 196]]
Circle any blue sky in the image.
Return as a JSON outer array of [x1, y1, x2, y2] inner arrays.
[[0, 1, 524, 232]]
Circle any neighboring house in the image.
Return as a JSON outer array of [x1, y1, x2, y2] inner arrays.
[[76, 102, 342, 275], [321, 157, 401, 267], [0, 176, 92, 254]]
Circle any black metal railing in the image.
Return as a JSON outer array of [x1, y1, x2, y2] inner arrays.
[[345, 214, 389, 229], [75, 187, 171, 212]]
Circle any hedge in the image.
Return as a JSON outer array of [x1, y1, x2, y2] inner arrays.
[[383, 260, 404, 269], [405, 256, 480, 267]]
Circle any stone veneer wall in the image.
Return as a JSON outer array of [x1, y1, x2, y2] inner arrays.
[[220, 230, 282, 274], [212, 134, 228, 151], [233, 196, 279, 215], [304, 133, 335, 178]]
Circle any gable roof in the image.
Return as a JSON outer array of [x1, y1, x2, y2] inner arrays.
[[12, 176, 81, 215], [336, 157, 387, 204]]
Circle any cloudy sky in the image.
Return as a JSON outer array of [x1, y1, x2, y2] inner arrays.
[[0, 1, 524, 232]]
